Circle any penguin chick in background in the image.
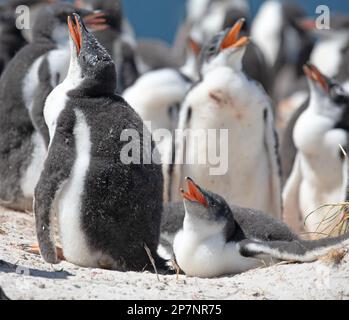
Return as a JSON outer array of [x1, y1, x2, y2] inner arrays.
[[0, 3, 107, 212], [186, 0, 272, 94], [75, 0, 139, 91], [173, 177, 349, 278], [0, 6, 26, 75], [123, 38, 201, 202], [283, 63, 349, 236], [172, 19, 282, 219], [33, 14, 164, 271]]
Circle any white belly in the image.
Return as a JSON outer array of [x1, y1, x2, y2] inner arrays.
[[173, 231, 261, 277], [20, 132, 47, 198], [181, 131, 273, 212], [56, 109, 101, 267]]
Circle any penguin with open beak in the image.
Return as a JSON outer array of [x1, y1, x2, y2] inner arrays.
[[172, 19, 282, 219], [31, 13, 165, 271], [283, 63, 349, 235], [0, 2, 108, 212], [173, 177, 349, 278]]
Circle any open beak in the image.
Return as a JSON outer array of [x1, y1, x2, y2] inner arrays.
[[220, 18, 250, 50], [68, 14, 82, 55], [83, 12, 108, 31], [180, 177, 208, 207], [303, 63, 329, 93]]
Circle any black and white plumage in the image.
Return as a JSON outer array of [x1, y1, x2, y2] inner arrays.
[[123, 39, 200, 203], [172, 20, 282, 218], [282, 64, 349, 235], [173, 177, 349, 278], [75, 0, 139, 92], [0, 3, 106, 211], [35, 14, 164, 271]]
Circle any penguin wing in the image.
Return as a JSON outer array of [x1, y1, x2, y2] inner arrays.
[[280, 99, 308, 185], [30, 57, 53, 147], [34, 108, 76, 264], [282, 153, 303, 233], [238, 231, 349, 262], [263, 106, 282, 219]]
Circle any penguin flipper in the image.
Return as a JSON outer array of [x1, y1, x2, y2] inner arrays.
[[239, 232, 349, 262], [30, 58, 53, 147], [282, 153, 303, 233], [263, 106, 282, 219], [34, 109, 76, 264]]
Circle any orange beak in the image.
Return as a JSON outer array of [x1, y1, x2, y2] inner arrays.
[[220, 18, 249, 50], [68, 15, 82, 55], [303, 63, 329, 93], [180, 177, 208, 207], [189, 37, 201, 56]]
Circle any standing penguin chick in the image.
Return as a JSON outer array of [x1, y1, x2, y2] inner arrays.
[[172, 20, 282, 218], [0, 3, 106, 211], [283, 64, 349, 236], [173, 177, 349, 278], [34, 14, 164, 271]]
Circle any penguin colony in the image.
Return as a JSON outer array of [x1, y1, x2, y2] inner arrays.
[[0, 0, 349, 278]]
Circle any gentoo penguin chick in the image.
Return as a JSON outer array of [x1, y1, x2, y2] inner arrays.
[[173, 177, 349, 278], [123, 39, 200, 202], [172, 19, 282, 218], [34, 14, 164, 271], [0, 3, 106, 211], [283, 64, 349, 235]]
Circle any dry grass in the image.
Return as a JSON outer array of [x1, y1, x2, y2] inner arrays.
[[304, 203, 349, 238], [320, 248, 348, 265]]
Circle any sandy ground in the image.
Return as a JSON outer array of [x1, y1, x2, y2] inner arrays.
[[1, 206, 349, 300]]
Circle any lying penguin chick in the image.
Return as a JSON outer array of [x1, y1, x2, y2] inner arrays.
[[283, 63, 349, 236], [123, 38, 199, 202], [173, 177, 349, 278], [34, 14, 164, 271], [172, 19, 282, 218], [0, 3, 107, 212]]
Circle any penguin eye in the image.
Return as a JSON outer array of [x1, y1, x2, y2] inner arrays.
[[331, 86, 349, 106]]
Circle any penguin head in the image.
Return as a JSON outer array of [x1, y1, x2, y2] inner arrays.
[[304, 63, 349, 118], [180, 177, 232, 235], [32, 2, 108, 46], [199, 18, 249, 76], [67, 13, 116, 94]]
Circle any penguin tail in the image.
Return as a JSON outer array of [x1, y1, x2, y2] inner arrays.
[[238, 233, 349, 262]]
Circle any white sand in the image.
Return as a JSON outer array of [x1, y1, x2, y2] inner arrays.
[[1, 206, 349, 300]]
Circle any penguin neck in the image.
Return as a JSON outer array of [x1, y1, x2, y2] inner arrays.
[[66, 60, 116, 97], [183, 209, 224, 241], [202, 50, 244, 77]]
